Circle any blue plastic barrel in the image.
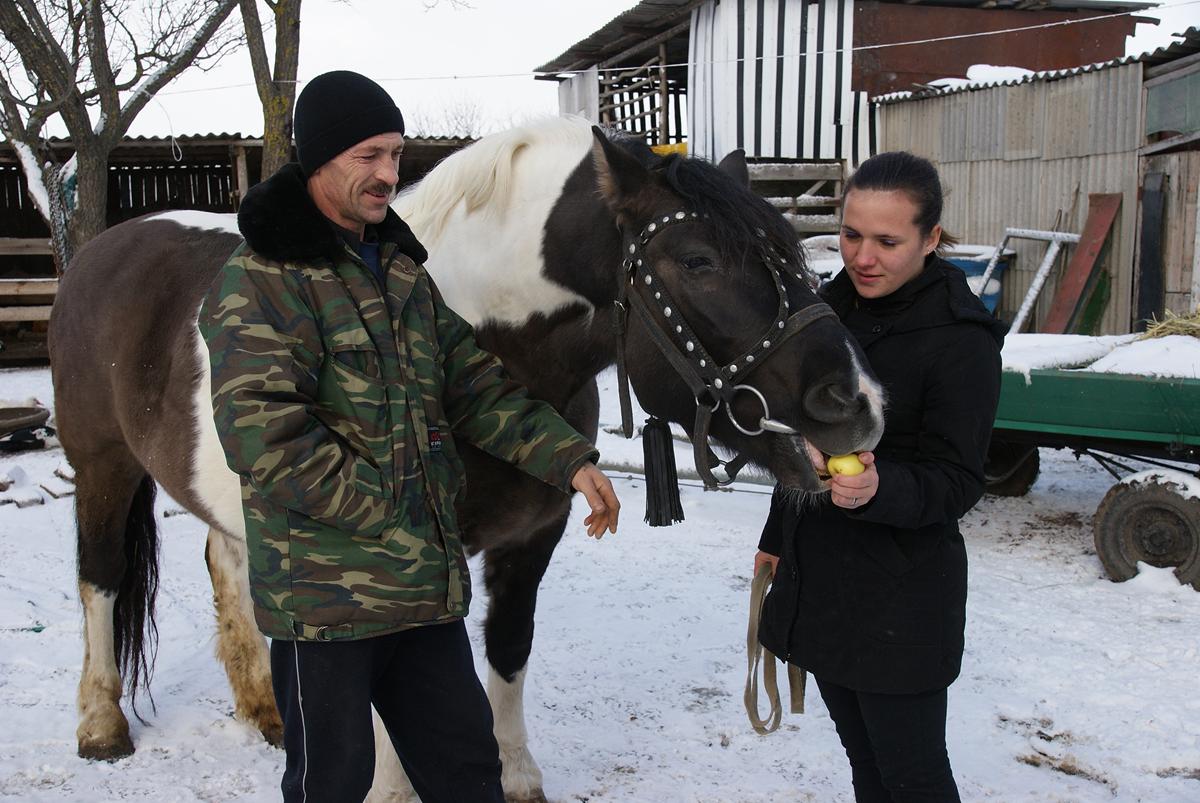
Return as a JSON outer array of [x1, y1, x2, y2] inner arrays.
[[944, 246, 1014, 313]]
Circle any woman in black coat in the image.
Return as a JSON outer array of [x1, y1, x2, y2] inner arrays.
[[755, 152, 1006, 802]]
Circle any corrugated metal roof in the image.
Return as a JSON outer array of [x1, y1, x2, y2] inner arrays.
[[36, 133, 474, 145], [875, 25, 1200, 105], [535, 0, 700, 75], [876, 0, 1154, 6], [535, 0, 1160, 75]]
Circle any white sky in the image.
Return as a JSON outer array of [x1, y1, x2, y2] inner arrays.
[[121, 0, 636, 137], [54, 0, 1200, 138]]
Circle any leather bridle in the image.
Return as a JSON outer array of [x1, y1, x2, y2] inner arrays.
[[612, 209, 837, 489]]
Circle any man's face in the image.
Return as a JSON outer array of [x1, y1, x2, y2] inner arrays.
[[307, 132, 405, 235]]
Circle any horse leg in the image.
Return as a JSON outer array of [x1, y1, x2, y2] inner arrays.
[[365, 708, 420, 803], [74, 462, 159, 760], [203, 527, 283, 746], [483, 516, 567, 803]]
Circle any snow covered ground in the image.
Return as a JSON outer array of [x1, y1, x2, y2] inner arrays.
[[1, 364, 1198, 802]]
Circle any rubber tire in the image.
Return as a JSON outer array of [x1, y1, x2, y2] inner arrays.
[[1093, 478, 1200, 591], [984, 440, 1040, 497]]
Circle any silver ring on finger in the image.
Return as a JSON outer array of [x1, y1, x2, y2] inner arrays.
[[851, 496, 859, 506]]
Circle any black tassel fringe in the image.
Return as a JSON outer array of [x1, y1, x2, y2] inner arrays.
[[642, 416, 685, 526]]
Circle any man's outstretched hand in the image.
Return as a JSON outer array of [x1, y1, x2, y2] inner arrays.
[[571, 463, 620, 538]]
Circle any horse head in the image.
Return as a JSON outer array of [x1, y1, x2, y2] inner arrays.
[[590, 127, 884, 493]]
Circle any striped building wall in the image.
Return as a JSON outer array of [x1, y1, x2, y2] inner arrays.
[[687, 0, 874, 164]]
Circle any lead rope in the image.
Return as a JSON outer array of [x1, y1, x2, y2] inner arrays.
[[744, 562, 806, 734]]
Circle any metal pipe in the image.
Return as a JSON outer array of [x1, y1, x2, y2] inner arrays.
[[1010, 231, 1081, 333], [975, 235, 1011, 299], [982, 228, 1081, 333]]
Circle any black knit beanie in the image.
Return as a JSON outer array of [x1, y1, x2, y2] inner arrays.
[[294, 71, 406, 177]]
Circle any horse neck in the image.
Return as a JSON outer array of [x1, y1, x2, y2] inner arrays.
[[394, 120, 608, 321], [394, 120, 625, 379]]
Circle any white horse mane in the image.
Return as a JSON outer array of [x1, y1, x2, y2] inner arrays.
[[395, 115, 595, 248]]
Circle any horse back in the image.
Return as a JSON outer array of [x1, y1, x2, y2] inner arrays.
[[50, 213, 242, 491]]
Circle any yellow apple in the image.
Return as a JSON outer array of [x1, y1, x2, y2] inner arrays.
[[826, 453, 865, 476]]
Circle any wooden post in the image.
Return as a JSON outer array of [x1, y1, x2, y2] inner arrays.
[[1135, 172, 1167, 332], [233, 145, 250, 206]]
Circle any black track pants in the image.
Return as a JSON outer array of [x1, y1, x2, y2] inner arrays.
[[816, 677, 961, 803], [270, 620, 504, 803]]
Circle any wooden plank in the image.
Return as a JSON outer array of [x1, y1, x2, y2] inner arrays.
[[1135, 173, 1167, 332], [994, 369, 1200, 447], [748, 162, 843, 182], [764, 195, 842, 209], [1040, 193, 1122, 334], [0, 279, 57, 297], [0, 238, 53, 256], [0, 305, 52, 322], [1139, 130, 1200, 157], [783, 213, 840, 233], [600, 17, 695, 69]]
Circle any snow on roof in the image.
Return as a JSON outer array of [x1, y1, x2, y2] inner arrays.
[[874, 56, 1137, 104], [874, 26, 1200, 105]]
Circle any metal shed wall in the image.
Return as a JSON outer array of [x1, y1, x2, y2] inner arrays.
[[877, 62, 1144, 334]]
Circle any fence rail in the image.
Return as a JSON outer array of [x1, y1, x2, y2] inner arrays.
[[0, 238, 52, 256]]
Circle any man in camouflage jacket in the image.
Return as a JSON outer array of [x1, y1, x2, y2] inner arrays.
[[199, 71, 619, 803]]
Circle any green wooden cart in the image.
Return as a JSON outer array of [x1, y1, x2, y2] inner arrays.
[[985, 368, 1200, 590]]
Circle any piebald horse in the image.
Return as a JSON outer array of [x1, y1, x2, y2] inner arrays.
[[49, 118, 883, 801]]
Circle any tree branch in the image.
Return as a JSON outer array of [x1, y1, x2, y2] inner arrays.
[[272, 0, 300, 91], [240, 0, 274, 106], [1, 2, 77, 101], [113, 0, 240, 140], [83, 0, 122, 137]]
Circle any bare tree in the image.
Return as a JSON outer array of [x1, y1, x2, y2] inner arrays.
[[0, 0, 242, 271], [240, 0, 300, 179], [242, 0, 477, 180], [407, 95, 484, 139]]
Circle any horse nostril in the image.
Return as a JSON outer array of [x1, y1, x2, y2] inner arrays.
[[803, 381, 864, 423]]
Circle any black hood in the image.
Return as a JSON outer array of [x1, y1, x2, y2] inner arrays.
[[237, 162, 427, 266], [822, 255, 1007, 348]]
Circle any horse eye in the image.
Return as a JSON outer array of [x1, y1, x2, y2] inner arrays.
[[680, 255, 714, 271]]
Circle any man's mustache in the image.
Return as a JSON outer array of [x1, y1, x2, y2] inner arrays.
[[366, 183, 396, 198]]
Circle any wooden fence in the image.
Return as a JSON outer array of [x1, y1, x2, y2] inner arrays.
[[748, 160, 845, 235], [0, 136, 472, 332]]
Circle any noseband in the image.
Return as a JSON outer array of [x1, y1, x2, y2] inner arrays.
[[612, 209, 837, 490]]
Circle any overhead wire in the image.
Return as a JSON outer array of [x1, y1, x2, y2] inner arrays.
[[151, 0, 1200, 97]]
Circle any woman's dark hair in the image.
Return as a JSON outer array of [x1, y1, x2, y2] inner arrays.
[[844, 151, 958, 250]]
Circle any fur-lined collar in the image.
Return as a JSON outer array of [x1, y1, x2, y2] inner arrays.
[[237, 162, 428, 265]]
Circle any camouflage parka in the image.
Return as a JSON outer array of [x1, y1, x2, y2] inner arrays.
[[199, 163, 599, 642]]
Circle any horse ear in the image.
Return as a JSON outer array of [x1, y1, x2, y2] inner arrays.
[[591, 126, 649, 211], [717, 149, 750, 188]]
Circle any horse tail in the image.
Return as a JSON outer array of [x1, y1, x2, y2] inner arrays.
[[113, 474, 161, 712]]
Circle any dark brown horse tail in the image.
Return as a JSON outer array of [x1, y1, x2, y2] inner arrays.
[[114, 474, 161, 716]]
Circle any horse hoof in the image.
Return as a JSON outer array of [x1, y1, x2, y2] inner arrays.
[[504, 793, 548, 803], [77, 734, 135, 762], [259, 718, 284, 748]]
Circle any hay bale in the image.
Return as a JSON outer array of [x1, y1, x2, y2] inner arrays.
[[1137, 309, 1200, 340]]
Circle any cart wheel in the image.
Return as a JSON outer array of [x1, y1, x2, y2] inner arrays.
[[1093, 474, 1200, 590], [984, 440, 1039, 497]]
